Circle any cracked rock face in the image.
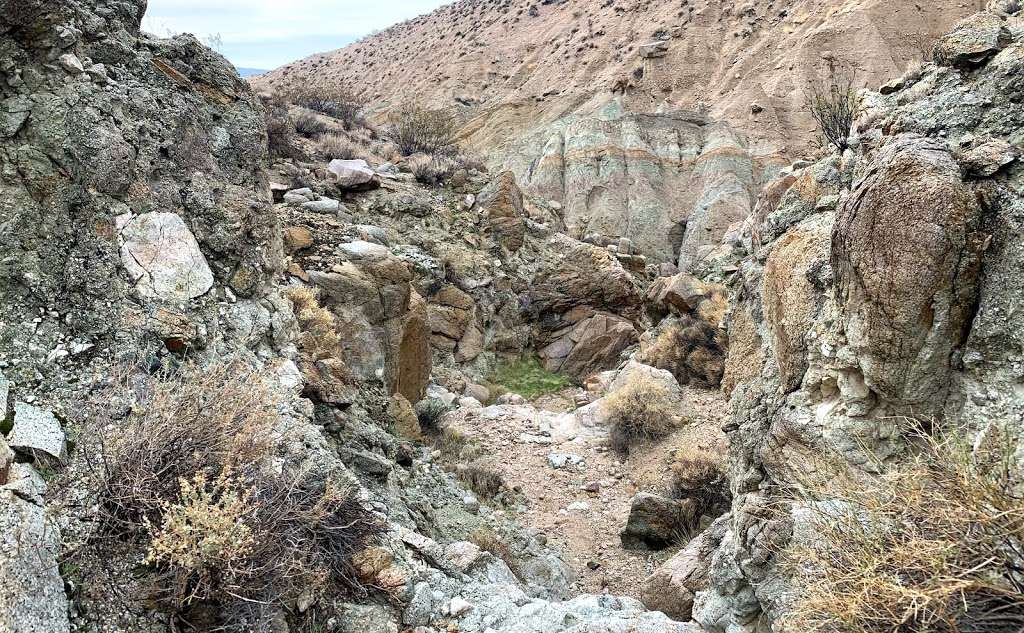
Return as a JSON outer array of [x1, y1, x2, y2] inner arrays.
[[690, 12, 1024, 631], [118, 212, 215, 303]]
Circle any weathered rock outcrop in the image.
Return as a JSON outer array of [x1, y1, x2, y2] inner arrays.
[[504, 101, 760, 265], [689, 12, 1024, 631], [0, 0, 283, 389]]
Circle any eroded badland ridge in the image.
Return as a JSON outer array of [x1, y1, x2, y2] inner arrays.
[[1, 1, 1023, 633]]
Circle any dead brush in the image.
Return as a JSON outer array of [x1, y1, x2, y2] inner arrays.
[[605, 373, 679, 457], [638, 315, 726, 388], [458, 459, 505, 498], [316, 132, 365, 161], [779, 422, 1024, 633], [286, 285, 342, 360], [87, 359, 382, 630], [670, 447, 731, 517]]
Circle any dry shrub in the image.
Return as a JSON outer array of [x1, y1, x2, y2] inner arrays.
[[469, 526, 523, 579], [458, 459, 504, 498], [391, 106, 457, 156], [415, 397, 451, 431], [670, 447, 730, 516], [262, 93, 299, 159], [639, 315, 726, 388], [286, 285, 341, 360], [316, 133, 365, 161], [804, 60, 859, 153], [780, 424, 1024, 633], [371, 140, 403, 163], [293, 111, 328, 139], [90, 360, 381, 629], [408, 152, 459, 185], [605, 374, 679, 457], [289, 86, 364, 129]]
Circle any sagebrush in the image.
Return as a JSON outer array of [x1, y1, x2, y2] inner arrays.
[[605, 373, 679, 457], [391, 106, 457, 156], [88, 359, 381, 630]]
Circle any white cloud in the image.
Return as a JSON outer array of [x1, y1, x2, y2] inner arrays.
[[142, 0, 450, 68]]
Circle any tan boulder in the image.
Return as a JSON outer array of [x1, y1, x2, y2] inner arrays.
[[540, 312, 638, 379], [388, 393, 422, 440], [762, 221, 831, 392], [283, 226, 314, 253], [396, 291, 430, 403], [641, 518, 728, 620], [833, 136, 984, 408], [476, 171, 526, 252]]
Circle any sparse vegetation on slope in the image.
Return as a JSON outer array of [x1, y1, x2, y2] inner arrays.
[[487, 356, 572, 400], [781, 424, 1024, 633], [87, 360, 381, 629]]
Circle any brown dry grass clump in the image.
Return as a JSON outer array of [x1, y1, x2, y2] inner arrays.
[[605, 373, 679, 457], [88, 359, 381, 630], [317, 132, 366, 161], [670, 447, 731, 517], [286, 285, 341, 360], [408, 153, 460, 185], [780, 424, 1024, 633], [639, 316, 726, 388], [458, 459, 504, 498]]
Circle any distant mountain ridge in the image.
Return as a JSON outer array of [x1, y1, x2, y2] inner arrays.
[[236, 66, 267, 78], [253, 0, 977, 161]]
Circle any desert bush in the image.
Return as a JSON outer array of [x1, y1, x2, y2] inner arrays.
[[670, 448, 731, 516], [639, 316, 726, 388], [469, 526, 523, 579], [458, 459, 505, 498], [407, 152, 460, 185], [804, 60, 858, 153], [285, 285, 341, 360], [391, 106, 458, 156], [316, 133, 365, 161], [415, 397, 451, 431], [780, 423, 1024, 633], [262, 93, 299, 159], [293, 111, 328, 139], [89, 360, 381, 628], [605, 373, 679, 457], [289, 86, 364, 130]]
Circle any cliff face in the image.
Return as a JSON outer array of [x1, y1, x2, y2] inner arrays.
[[693, 11, 1024, 630], [0, 0, 282, 387]]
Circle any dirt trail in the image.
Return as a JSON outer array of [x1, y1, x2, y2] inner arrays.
[[446, 385, 729, 598]]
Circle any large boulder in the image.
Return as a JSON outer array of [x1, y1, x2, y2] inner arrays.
[[833, 136, 984, 409], [7, 402, 67, 464], [933, 11, 1012, 68], [620, 493, 698, 550], [328, 159, 378, 189], [642, 516, 729, 621], [539, 311, 638, 379], [476, 171, 527, 252], [0, 490, 70, 633], [118, 212, 215, 303]]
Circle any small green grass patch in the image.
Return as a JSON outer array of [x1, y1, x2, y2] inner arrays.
[[486, 356, 572, 401]]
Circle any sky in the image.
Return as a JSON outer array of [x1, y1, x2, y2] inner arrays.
[[142, 0, 451, 70]]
